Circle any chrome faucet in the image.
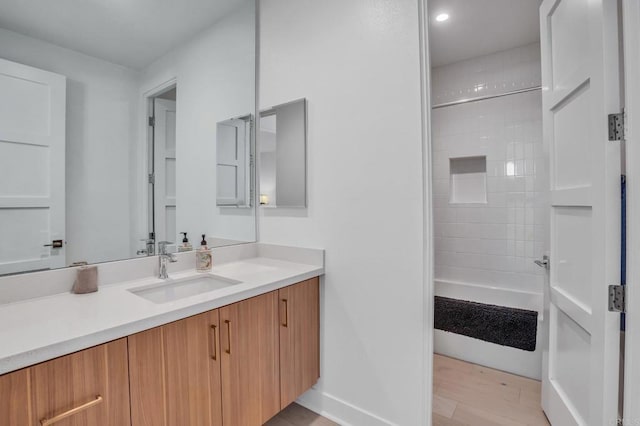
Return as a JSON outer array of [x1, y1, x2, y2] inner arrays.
[[158, 241, 177, 279]]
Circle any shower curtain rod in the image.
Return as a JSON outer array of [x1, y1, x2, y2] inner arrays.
[[431, 85, 542, 109]]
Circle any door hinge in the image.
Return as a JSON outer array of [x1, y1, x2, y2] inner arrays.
[[608, 112, 625, 141], [148, 116, 155, 127], [148, 173, 155, 184], [608, 285, 626, 313]]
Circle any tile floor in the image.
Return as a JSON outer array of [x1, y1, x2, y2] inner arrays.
[[265, 403, 339, 426]]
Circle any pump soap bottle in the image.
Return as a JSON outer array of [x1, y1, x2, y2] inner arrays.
[[178, 232, 193, 252], [196, 234, 212, 272]]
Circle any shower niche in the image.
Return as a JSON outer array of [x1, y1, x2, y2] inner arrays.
[[449, 156, 487, 204]]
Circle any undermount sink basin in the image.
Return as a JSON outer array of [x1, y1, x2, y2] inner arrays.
[[129, 275, 241, 304]]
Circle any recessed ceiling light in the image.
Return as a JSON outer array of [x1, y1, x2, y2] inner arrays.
[[436, 13, 449, 22]]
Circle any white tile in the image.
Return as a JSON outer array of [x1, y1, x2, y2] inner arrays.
[[431, 43, 546, 295]]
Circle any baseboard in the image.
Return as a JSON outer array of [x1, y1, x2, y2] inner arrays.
[[296, 387, 398, 426]]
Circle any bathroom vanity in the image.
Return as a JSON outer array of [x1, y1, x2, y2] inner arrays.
[[0, 243, 323, 426], [0, 1, 322, 423]]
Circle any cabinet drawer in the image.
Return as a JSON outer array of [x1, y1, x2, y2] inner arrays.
[[31, 339, 131, 426], [0, 368, 31, 425]]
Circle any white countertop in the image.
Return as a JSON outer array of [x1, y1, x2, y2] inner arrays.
[[0, 253, 323, 376]]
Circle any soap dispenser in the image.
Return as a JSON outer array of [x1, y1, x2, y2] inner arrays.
[[178, 232, 193, 252], [196, 234, 212, 272]]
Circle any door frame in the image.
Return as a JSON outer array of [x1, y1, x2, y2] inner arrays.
[[622, 0, 640, 423], [135, 77, 177, 257], [417, 0, 434, 425], [152, 96, 178, 247], [418, 1, 639, 425]]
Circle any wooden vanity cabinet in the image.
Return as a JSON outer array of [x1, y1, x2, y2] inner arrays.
[[0, 278, 320, 426], [279, 277, 320, 409], [0, 338, 131, 426], [118, 281, 320, 426], [128, 310, 223, 426], [128, 291, 282, 426], [219, 291, 281, 425]]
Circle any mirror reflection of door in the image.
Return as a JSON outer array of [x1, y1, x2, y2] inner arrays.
[[0, 58, 66, 275], [150, 88, 177, 253]]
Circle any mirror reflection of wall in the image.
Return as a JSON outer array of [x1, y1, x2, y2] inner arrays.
[[0, 0, 256, 276], [259, 99, 307, 209]]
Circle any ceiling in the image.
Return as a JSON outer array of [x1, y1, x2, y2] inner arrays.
[[428, 0, 542, 67], [0, 0, 246, 70]]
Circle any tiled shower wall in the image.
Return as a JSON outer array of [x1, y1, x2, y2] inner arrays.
[[431, 43, 542, 105], [431, 42, 548, 295]]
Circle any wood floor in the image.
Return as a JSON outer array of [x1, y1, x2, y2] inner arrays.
[[265, 355, 549, 426], [433, 354, 550, 426], [265, 403, 339, 426]]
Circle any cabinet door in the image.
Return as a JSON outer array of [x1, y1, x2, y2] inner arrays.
[[220, 291, 280, 425], [279, 278, 320, 408], [31, 338, 131, 426], [0, 368, 32, 425], [128, 310, 223, 426]]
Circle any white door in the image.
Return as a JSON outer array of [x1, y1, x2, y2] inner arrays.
[[0, 58, 66, 275], [540, 0, 622, 425], [153, 98, 177, 247]]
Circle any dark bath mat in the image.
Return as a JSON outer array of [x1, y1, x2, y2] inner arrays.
[[434, 296, 538, 351]]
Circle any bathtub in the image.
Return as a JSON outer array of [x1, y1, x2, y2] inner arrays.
[[434, 279, 546, 380]]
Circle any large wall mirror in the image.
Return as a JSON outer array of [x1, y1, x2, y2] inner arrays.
[[0, 0, 256, 276]]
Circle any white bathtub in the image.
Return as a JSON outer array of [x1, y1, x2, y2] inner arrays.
[[434, 279, 546, 380]]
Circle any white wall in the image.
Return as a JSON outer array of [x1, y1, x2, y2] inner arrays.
[[140, 0, 256, 245], [431, 43, 547, 295], [0, 28, 139, 265], [260, 1, 426, 424]]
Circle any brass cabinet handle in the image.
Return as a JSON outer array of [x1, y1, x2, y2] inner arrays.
[[282, 299, 289, 327], [40, 395, 103, 425], [210, 324, 217, 360], [225, 320, 231, 354]]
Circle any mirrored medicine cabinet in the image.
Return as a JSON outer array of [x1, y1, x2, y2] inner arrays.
[[259, 99, 308, 209]]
